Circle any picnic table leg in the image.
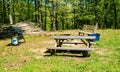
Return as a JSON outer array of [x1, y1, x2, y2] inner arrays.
[[56, 39, 64, 47], [80, 39, 92, 57], [50, 49, 56, 55], [81, 39, 92, 48], [82, 51, 90, 57], [51, 39, 64, 55], [80, 39, 87, 46], [86, 40, 92, 48]]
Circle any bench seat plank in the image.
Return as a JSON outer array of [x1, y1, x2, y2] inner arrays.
[[63, 42, 85, 44], [47, 47, 93, 51], [79, 31, 93, 35]]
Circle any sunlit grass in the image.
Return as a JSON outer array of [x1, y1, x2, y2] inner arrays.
[[0, 29, 120, 72]]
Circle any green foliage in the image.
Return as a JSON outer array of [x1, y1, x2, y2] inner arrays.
[[0, 0, 120, 30]]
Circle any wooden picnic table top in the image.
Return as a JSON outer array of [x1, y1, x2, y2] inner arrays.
[[52, 36, 96, 40]]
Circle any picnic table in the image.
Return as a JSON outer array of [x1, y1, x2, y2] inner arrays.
[[47, 35, 96, 57]]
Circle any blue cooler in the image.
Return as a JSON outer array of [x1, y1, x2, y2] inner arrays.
[[89, 33, 100, 41]]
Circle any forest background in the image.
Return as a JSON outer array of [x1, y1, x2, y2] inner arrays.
[[0, 0, 120, 31]]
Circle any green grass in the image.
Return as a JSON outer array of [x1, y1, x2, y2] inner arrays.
[[0, 29, 120, 72]]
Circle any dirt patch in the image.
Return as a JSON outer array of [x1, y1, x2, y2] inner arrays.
[[29, 48, 48, 59], [95, 48, 112, 55], [30, 48, 47, 54], [14, 22, 48, 35], [61, 39, 86, 48], [4, 56, 30, 70], [4, 62, 22, 70], [1, 22, 49, 36]]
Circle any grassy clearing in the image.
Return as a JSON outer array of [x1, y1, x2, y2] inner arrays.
[[0, 29, 120, 72]]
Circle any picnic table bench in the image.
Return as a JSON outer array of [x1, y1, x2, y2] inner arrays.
[[47, 35, 96, 57], [78, 25, 96, 36], [78, 25, 100, 41]]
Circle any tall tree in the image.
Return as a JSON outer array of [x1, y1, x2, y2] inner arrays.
[[104, 0, 108, 28], [44, 0, 47, 31], [52, 0, 57, 31], [27, 0, 30, 20], [35, 0, 38, 22], [3, 0, 6, 23], [38, 0, 43, 27], [12, 0, 15, 24], [0, 0, 2, 24], [113, 0, 118, 29], [95, 0, 99, 31], [7, 0, 13, 24]]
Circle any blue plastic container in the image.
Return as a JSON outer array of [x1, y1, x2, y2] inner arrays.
[[89, 33, 100, 41]]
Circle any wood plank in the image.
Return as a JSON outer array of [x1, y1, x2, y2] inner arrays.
[[78, 25, 96, 36], [52, 36, 96, 40], [79, 31, 93, 34], [59, 34, 71, 36], [47, 47, 93, 51], [83, 25, 95, 33], [90, 42, 96, 45], [63, 42, 85, 44]]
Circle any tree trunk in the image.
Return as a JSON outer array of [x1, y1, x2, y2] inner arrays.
[[7, 0, 13, 24], [104, 0, 107, 28], [52, 0, 57, 31], [95, 0, 99, 32], [73, 9, 76, 29], [44, 0, 47, 31], [27, 0, 30, 20], [12, 0, 15, 24], [35, 0, 38, 22], [3, 0, 6, 23], [56, 12, 58, 30], [62, 13, 64, 30], [113, 0, 118, 29], [38, 0, 42, 28], [9, 14, 13, 24], [0, 0, 2, 23]]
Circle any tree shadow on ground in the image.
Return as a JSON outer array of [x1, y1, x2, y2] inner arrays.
[[0, 31, 12, 40], [0, 26, 24, 40], [0, 26, 26, 46], [6, 42, 24, 46]]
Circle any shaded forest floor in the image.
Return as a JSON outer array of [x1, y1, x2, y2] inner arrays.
[[0, 29, 120, 72]]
